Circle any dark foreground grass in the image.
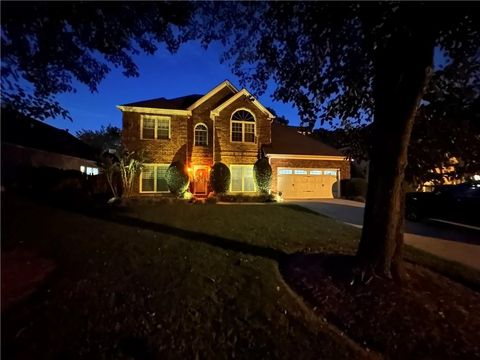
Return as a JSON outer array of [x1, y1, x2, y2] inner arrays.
[[2, 195, 370, 360], [2, 194, 479, 359]]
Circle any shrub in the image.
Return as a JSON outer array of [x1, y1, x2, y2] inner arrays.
[[217, 194, 276, 203], [205, 195, 218, 204], [210, 162, 231, 194], [253, 157, 272, 194], [165, 161, 190, 197], [182, 191, 194, 200], [340, 177, 368, 200]]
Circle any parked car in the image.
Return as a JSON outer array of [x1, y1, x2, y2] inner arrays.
[[405, 181, 480, 227]]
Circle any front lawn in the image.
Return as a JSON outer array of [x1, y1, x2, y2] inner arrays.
[[2, 194, 479, 359], [2, 195, 368, 359]]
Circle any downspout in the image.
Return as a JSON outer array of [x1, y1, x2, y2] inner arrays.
[[211, 113, 215, 164]]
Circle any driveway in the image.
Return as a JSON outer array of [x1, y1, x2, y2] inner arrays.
[[291, 199, 480, 270]]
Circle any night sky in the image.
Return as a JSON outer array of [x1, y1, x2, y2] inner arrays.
[[45, 40, 446, 136], [46, 41, 304, 135]]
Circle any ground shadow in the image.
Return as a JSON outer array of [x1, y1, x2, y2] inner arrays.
[[280, 252, 480, 359], [280, 203, 328, 217], [76, 207, 286, 263]]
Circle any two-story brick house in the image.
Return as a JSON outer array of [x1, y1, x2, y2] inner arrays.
[[118, 80, 350, 199]]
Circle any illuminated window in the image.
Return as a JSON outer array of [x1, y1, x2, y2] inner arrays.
[[310, 170, 322, 175], [294, 169, 308, 175], [80, 166, 99, 176], [231, 109, 255, 143], [230, 165, 255, 192], [194, 123, 208, 146], [324, 170, 337, 176], [141, 116, 170, 140], [141, 164, 169, 192], [278, 169, 293, 175]]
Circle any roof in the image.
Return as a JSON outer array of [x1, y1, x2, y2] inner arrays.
[[211, 88, 275, 118], [187, 80, 238, 110], [264, 123, 344, 157], [1, 109, 97, 160], [121, 94, 203, 110]]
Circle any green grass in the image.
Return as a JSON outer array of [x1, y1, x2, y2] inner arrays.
[[2, 194, 479, 359], [2, 196, 367, 359]]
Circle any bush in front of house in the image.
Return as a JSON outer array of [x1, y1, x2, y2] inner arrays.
[[253, 157, 272, 194], [340, 177, 368, 201], [217, 193, 276, 203], [210, 162, 231, 194], [165, 161, 190, 197]]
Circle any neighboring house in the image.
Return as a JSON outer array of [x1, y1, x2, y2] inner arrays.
[[118, 80, 350, 199], [1, 109, 98, 177]]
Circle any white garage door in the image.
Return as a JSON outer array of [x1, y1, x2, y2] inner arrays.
[[277, 168, 339, 199]]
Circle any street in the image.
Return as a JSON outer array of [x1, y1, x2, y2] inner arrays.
[[291, 199, 480, 270]]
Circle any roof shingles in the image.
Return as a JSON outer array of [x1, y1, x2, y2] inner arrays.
[[121, 94, 203, 110], [264, 123, 344, 157]]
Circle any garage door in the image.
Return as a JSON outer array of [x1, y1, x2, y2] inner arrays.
[[277, 168, 339, 199]]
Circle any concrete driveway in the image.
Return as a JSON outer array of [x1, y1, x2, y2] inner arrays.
[[290, 199, 480, 270]]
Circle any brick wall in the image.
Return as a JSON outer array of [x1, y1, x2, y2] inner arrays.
[[122, 86, 275, 195], [213, 94, 271, 166], [122, 111, 189, 164], [269, 157, 351, 193]]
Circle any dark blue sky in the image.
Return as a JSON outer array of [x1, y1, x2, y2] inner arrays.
[[45, 41, 446, 135], [47, 41, 303, 134]]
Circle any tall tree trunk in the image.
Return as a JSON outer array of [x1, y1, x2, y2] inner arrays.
[[356, 17, 435, 280]]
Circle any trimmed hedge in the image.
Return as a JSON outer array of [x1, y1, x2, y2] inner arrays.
[[217, 194, 276, 203], [210, 162, 231, 194], [165, 161, 190, 197], [253, 157, 272, 194], [340, 177, 368, 200]]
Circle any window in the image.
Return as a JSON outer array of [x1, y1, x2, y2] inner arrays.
[[230, 165, 255, 192], [141, 115, 170, 140], [194, 123, 208, 146], [80, 166, 99, 176], [294, 169, 308, 175], [310, 170, 322, 175], [231, 109, 256, 143], [278, 169, 293, 175], [324, 170, 337, 176], [140, 164, 169, 192]]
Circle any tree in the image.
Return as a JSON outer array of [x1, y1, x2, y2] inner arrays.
[[406, 64, 480, 187], [313, 68, 480, 189], [1, 2, 192, 120], [77, 125, 122, 155], [192, 2, 479, 281], [98, 154, 120, 199], [117, 149, 145, 198], [266, 106, 289, 125]]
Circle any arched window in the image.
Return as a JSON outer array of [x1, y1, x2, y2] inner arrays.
[[231, 109, 255, 143], [194, 123, 208, 146]]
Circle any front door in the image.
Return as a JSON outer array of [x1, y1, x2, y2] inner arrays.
[[194, 167, 208, 195]]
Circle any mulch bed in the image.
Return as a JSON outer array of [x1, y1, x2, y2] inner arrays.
[[281, 253, 480, 359], [1, 249, 56, 312]]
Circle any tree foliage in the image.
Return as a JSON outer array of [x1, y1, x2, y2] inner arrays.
[[210, 162, 231, 194], [97, 148, 144, 199], [1, 2, 192, 120], [192, 2, 478, 128], [253, 158, 272, 194], [165, 161, 190, 197], [77, 125, 122, 155]]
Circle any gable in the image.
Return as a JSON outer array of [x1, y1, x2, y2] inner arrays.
[[210, 89, 275, 119], [187, 80, 238, 111]]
